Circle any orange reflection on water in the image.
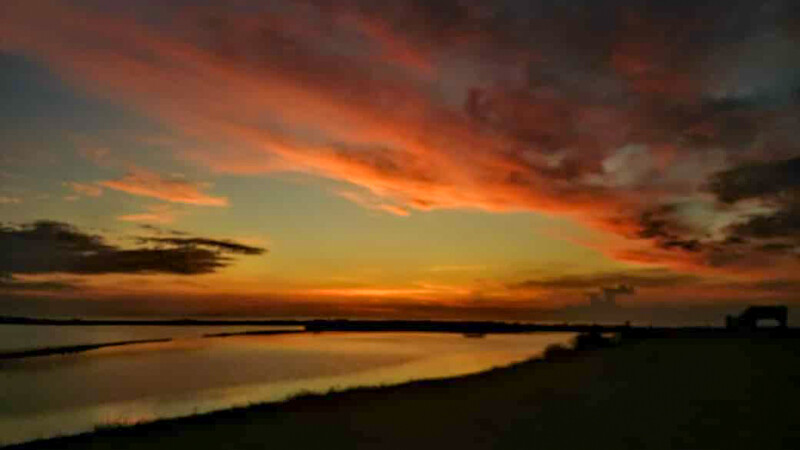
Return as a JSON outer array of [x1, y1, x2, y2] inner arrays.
[[0, 331, 575, 446]]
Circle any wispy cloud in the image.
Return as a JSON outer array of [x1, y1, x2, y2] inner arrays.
[[118, 204, 181, 225], [335, 190, 409, 216], [510, 269, 699, 291], [65, 181, 103, 197], [77, 146, 113, 166], [135, 236, 266, 256], [0, 273, 80, 292], [0, 196, 22, 205], [0, 170, 23, 180], [427, 265, 488, 273], [3, 0, 800, 275], [100, 167, 228, 207]]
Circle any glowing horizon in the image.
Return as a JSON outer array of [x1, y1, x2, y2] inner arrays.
[[1, 0, 799, 323]]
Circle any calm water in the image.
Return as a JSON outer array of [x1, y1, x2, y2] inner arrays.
[[0, 327, 574, 446], [0, 325, 301, 352]]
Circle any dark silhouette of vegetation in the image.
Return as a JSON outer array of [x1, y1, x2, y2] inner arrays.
[[3, 313, 797, 338], [726, 305, 788, 330], [541, 343, 573, 360]]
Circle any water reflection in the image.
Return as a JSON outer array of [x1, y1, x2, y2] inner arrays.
[[0, 325, 301, 352], [0, 331, 574, 446]]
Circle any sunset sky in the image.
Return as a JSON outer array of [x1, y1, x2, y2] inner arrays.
[[1, 0, 799, 323]]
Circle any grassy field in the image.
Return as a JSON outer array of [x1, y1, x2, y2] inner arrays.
[[9, 332, 800, 449]]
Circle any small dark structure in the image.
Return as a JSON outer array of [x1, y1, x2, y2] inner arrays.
[[726, 305, 788, 330]]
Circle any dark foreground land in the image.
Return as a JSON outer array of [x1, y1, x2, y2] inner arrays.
[[9, 330, 800, 450]]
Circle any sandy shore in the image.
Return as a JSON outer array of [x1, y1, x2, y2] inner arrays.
[[9, 332, 800, 449]]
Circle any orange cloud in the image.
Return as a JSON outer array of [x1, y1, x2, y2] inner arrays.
[[2, 0, 798, 278], [117, 204, 181, 225], [100, 168, 227, 207]]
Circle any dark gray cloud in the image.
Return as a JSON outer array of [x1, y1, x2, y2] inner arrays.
[[587, 284, 635, 307], [198, 0, 800, 158], [709, 157, 800, 204], [728, 205, 800, 240], [709, 157, 800, 244], [704, 157, 800, 260], [623, 156, 800, 266], [137, 224, 190, 236], [0, 221, 267, 276], [636, 205, 704, 253], [135, 237, 266, 255], [0, 272, 79, 292], [511, 269, 698, 291], [746, 278, 800, 292]]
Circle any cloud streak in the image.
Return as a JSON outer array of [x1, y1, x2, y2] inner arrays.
[[2, 0, 799, 275], [118, 204, 181, 225], [0, 196, 22, 205], [65, 182, 103, 198], [0, 221, 266, 276], [100, 168, 228, 207], [135, 236, 266, 256], [0, 273, 79, 292], [511, 269, 699, 291]]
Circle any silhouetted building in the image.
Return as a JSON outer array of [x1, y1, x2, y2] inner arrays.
[[726, 305, 788, 330]]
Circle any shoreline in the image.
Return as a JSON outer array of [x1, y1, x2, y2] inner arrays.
[[2, 332, 594, 448], [0, 314, 723, 334], [6, 330, 800, 449], [201, 330, 305, 338], [0, 338, 173, 360], [0, 330, 309, 361]]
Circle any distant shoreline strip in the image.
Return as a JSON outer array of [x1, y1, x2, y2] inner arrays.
[[202, 330, 305, 338], [0, 338, 173, 360], [0, 315, 655, 333]]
